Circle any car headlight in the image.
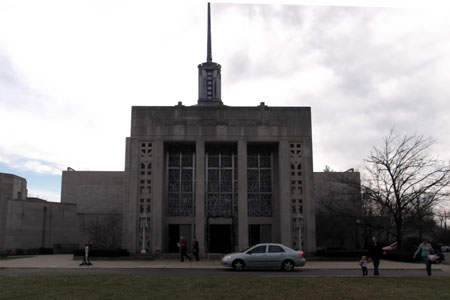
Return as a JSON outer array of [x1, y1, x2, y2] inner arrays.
[[225, 255, 231, 260]]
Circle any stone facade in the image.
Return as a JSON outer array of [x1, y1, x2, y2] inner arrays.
[[0, 173, 27, 251], [4, 198, 78, 251], [123, 103, 316, 255], [61, 171, 124, 214], [0, 173, 78, 253], [61, 171, 125, 248]]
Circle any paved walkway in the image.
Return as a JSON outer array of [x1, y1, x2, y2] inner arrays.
[[1, 255, 450, 272]]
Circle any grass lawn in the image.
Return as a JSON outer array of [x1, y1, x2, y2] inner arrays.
[[1, 275, 449, 300]]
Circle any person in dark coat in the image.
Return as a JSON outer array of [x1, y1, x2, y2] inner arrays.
[[179, 236, 191, 262], [367, 236, 384, 275], [192, 237, 200, 261]]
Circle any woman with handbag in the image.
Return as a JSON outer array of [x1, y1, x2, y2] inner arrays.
[[413, 239, 434, 276]]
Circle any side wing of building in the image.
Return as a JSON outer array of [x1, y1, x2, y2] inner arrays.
[[61, 171, 125, 248]]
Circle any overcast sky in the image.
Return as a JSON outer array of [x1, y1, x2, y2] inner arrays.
[[0, 0, 449, 202]]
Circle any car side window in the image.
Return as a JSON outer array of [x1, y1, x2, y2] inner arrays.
[[268, 245, 285, 253], [248, 245, 266, 254]]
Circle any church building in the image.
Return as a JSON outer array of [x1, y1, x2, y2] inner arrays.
[[61, 3, 317, 256]]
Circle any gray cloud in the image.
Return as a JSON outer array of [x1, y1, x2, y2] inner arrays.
[[0, 51, 50, 112], [261, 6, 450, 170], [1, 2, 449, 197]]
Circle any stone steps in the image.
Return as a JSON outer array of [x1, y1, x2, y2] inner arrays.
[[156, 253, 223, 260]]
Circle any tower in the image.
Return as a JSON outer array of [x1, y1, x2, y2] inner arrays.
[[198, 3, 222, 105]]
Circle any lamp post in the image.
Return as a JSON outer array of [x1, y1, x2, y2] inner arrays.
[[296, 213, 303, 251], [140, 212, 149, 255]]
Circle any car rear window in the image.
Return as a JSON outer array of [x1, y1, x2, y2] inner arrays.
[[268, 245, 285, 253]]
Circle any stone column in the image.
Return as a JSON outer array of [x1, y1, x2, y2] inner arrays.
[[195, 140, 206, 256], [302, 138, 316, 253], [278, 141, 292, 246], [123, 138, 140, 253], [152, 140, 164, 254], [237, 140, 248, 251]]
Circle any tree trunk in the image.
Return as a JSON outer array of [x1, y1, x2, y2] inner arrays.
[[396, 218, 403, 250]]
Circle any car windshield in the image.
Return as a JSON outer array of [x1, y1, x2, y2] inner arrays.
[[241, 245, 264, 253], [240, 246, 252, 253]]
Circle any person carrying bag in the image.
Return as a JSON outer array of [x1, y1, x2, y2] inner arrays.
[[414, 239, 434, 276]]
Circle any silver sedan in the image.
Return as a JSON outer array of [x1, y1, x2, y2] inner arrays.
[[221, 243, 306, 271]]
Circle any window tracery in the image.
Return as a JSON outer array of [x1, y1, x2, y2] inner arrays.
[[247, 152, 272, 217], [206, 151, 237, 218], [167, 145, 195, 217]]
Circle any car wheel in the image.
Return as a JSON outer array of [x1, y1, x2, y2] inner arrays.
[[281, 260, 295, 272], [232, 259, 245, 271]]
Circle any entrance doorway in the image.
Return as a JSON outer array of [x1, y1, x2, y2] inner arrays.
[[209, 224, 232, 253], [249, 224, 272, 246], [168, 224, 191, 253]]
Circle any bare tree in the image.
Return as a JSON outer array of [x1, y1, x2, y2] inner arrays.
[[84, 214, 122, 249], [363, 130, 450, 249]]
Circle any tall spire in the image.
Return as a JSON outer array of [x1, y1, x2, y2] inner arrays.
[[207, 2, 212, 63], [197, 2, 222, 105]]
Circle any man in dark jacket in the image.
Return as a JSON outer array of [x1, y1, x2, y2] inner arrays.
[[367, 236, 384, 275], [192, 237, 200, 261]]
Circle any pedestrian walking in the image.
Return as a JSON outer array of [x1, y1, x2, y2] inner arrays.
[[414, 239, 434, 276], [367, 236, 384, 275], [179, 236, 191, 262], [79, 242, 93, 266], [359, 255, 368, 276], [192, 237, 200, 261]]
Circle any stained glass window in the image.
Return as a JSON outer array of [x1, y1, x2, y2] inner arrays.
[[247, 151, 273, 217], [167, 145, 195, 217], [206, 147, 237, 218]]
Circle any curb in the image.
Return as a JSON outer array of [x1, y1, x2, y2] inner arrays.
[[0, 266, 435, 271]]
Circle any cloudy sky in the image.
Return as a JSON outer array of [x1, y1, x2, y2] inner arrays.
[[0, 0, 449, 202]]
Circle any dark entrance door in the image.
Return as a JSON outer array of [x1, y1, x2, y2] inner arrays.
[[168, 224, 180, 253], [249, 224, 261, 246], [249, 224, 272, 247], [168, 224, 191, 253], [209, 224, 232, 253]]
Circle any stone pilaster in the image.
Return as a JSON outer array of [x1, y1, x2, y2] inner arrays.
[[237, 140, 248, 251], [195, 141, 206, 256], [278, 141, 292, 246], [302, 138, 316, 253], [151, 140, 164, 254], [123, 138, 140, 253]]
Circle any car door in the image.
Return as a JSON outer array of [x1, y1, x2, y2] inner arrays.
[[245, 245, 268, 268], [266, 245, 286, 267]]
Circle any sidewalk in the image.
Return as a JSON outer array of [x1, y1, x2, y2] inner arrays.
[[1, 255, 450, 271]]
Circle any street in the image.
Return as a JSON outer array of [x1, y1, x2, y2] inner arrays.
[[1, 267, 448, 277]]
